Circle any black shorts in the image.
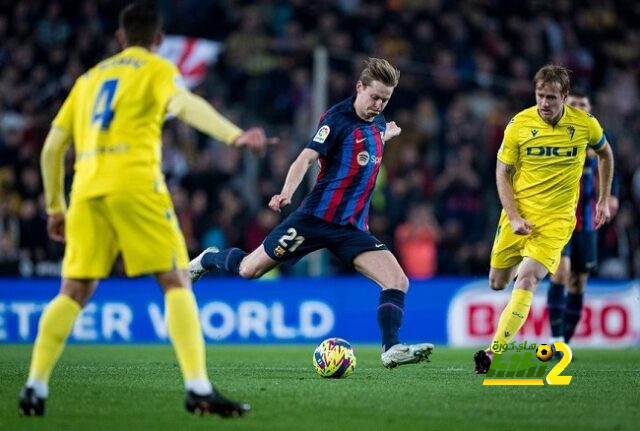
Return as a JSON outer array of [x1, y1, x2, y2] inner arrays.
[[560, 230, 597, 273], [262, 211, 388, 267]]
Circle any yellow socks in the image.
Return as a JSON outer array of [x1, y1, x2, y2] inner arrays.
[[165, 288, 209, 389], [28, 295, 81, 387], [490, 289, 534, 353]]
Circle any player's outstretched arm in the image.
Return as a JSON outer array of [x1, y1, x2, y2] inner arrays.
[[383, 121, 402, 142], [496, 160, 533, 235], [269, 148, 319, 212], [594, 141, 614, 229], [40, 126, 72, 242], [167, 90, 278, 154]]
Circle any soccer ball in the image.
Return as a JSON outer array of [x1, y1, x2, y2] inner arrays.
[[536, 344, 553, 362], [313, 337, 357, 378]]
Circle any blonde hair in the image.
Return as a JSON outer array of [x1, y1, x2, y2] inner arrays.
[[359, 58, 400, 88], [533, 64, 571, 95]]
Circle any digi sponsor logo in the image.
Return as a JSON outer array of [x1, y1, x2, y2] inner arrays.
[[482, 341, 573, 386], [526, 146, 578, 157]]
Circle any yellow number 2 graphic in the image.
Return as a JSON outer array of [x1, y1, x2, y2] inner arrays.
[[545, 342, 573, 385]]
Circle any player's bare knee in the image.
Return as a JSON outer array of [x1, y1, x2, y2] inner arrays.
[[517, 274, 540, 291], [394, 273, 409, 292], [60, 279, 97, 307], [238, 263, 261, 280], [489, 277, 507, 291]]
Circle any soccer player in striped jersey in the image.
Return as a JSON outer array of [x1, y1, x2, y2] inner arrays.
[[474, 65, 614, 374], [18, 1, 275, 418], [190, 58, 434, 368], [547, 88, 619, 355]]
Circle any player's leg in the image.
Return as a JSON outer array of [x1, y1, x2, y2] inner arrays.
[[474, 258, 548, 374], [563, 272, 587, 344], [19, 197, 116, 416], [492, 257, 548, 347], [548, 246, 571, 344], [352, 249, 434, 367], [474, 213, 525, 372], [488, 211, 525, 291], [482, 259, 547, 363], [19, 278, 98, 416], [488, 266, 518, 291], [189, 212, 325, 282], [190, 245, 279, 280], [111, 191, 249, 417], [155, 270, 249, 417], [353, 249, 408, 350], [563, 231, 595, 345]]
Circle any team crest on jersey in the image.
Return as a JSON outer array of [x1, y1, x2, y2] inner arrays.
[[313, 125, 330, 143], [274, 245, 286, 258], [531, 129, 538, 137], [357, 151, 370, 166], [567, 126, 575, 140]]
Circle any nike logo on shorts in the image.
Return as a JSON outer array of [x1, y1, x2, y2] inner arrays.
[[375, 243, 384, 248]]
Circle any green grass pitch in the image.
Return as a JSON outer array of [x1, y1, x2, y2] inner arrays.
[[1, 345, 638, 431]]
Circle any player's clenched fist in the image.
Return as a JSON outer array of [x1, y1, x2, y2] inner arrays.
[[47, 213, 66, 242], [509, 216, 534, 235], [383, 121, 402, 141], [268, 194, 291, 212]]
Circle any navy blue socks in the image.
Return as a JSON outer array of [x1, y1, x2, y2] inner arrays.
[[201, 248, 247, 275], [563, 292, 583, 343], [547, 282, 565, 338], [377, 289, 405, 352]]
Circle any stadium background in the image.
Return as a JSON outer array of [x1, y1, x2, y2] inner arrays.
[[0, 0, 639, 348]]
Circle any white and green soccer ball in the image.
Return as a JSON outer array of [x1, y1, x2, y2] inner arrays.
[[313, 337, 357, 378]]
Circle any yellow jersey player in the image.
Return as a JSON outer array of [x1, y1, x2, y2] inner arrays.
[[19, 1, 274, 417], [473, 64, 614, 373]]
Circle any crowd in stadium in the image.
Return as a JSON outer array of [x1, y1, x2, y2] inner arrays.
[[1, 0, 639, 278]]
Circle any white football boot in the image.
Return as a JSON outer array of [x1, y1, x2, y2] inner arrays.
[[381, 343, 434, 368], [188, 247, 219, 283]]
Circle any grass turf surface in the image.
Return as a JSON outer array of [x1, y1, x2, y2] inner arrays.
[[1, 345, 638, 431]]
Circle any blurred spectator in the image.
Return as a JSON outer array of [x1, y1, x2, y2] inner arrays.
[[0, 0, 638, 278], [394, 203, 440, 278]]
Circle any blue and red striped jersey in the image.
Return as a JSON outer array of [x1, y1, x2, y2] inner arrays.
[[298, 97, 386, 231], [575, 154, 599, 232], [575, 132, 618, 232]]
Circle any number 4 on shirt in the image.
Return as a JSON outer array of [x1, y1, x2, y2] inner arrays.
[[91, 79, 119, 130]]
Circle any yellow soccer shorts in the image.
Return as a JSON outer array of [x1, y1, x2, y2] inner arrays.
[[62, 191, 189, 278], [490, 210, 575, 274]]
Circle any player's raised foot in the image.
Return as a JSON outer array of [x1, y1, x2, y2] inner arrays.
[[188, 247, 219, 283], [185, 389, 250, 418], [18, 387, 45, 417], [381, 343, 434, 368], [473, 349, 494, 374]]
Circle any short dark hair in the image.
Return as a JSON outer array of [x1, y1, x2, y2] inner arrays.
[[533, 64, 571, 95], [359, 58, 400, 88], [119, 1, 162, 47], [568, 87, 588, 99]]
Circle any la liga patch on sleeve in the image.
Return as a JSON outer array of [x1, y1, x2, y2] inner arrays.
[[313, 125, 330, 143]]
